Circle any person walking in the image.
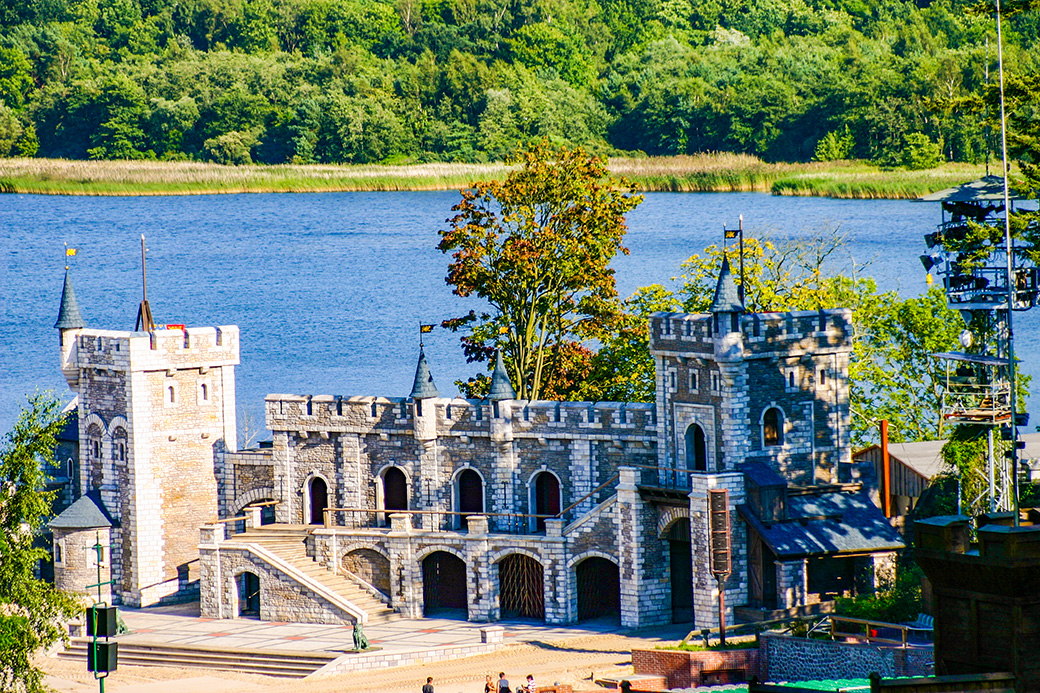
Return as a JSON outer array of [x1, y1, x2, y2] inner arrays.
[[497, 672, 510, 693], [422, 676, 434, 693], [484, 674, 495, 693]]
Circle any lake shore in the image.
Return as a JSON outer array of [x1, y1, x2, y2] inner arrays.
[[0, 155, 988, 198]]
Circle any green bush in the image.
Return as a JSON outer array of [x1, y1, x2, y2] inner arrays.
[[814, 126, 854, 161], [902, 133, 942, 170], [835, 563, 922, 623]]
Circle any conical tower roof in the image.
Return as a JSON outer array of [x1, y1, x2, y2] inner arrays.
[[487, 351, 516, 401], [54, 269, 86, 330], [709, 256, 743, 314], [409, 348, 440, 399]]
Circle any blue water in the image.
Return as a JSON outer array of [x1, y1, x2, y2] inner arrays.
[[1, 191, 1037, 436]]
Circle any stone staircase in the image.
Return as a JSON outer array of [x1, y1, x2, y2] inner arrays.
[[231, 525, 398, 624], [58, 639, 337, 678]]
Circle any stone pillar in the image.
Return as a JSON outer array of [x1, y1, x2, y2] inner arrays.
[[617, 466, 645, 628], [776, 559, 807, 609], [543, 518, 569, 624], [465, 516, 494, 622], [418, 439, 441, 530], [272, 430, 292, 524], [689, 472, 747, 629], [387, 513, 419, 618], [491, 401, 516, 533], [246, 505, 262, 529]]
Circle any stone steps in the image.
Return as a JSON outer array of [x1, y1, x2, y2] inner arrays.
[[58, 639, 337, 678], [232, 528, 398, 624]]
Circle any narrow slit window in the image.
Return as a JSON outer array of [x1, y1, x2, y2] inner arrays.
[[168, 386, 176, 403]]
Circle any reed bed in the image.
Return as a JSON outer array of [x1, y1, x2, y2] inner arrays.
[[0, 156, 989, 198]]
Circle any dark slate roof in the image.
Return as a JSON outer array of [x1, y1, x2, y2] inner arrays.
[[739, 490, 904, 558], [487, 350, 516, 401], [409, 348, 440, 399], [920, 175, 1021, 202], [742, 461, 787, 489], [709, 256, 743, 313], [54, 269, 87, 330], [49, 493, 116, 530]]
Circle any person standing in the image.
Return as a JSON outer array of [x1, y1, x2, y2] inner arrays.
[[484, 675, 495, 693], [422, 676, 434, 693], [524, 674, 536, 692], [497, 672, 510, 693]]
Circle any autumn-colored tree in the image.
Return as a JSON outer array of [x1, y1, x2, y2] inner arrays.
[[439, 141, 643, 400]]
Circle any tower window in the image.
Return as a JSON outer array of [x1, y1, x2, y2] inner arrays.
[[819, 369, 827, 386], [690, 372, 698, 390], [201, 383, 209, 401], [92, 440, 100, 458], [117, 442, 126, 461], [789, 372, 795, 388], [168, 386, 176, 403], [763, 408, 783, 447]]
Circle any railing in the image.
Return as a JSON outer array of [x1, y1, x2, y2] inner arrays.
[[321, 474, 620, 535], [210, 500, 280, 539], [631, 463, 699, 491], [828, 615, 921, 648], [321, 507, 559, 534]]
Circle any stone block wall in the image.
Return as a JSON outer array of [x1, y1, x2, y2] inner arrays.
[[53, 526, 113, 602], [760, 633, 933, 681]]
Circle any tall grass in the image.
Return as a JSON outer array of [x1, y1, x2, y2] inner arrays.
[[0, 156, 990, 198]]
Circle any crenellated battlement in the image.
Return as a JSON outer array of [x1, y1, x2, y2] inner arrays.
[[650, 308, 852, 356], [264, 393, 657, 439], [74, 326, 239, 372]]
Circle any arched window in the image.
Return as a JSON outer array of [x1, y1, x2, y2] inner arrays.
[[763, 408, 783, 446], [383, 467, 408, 512], [200, 383, 208, 401], [455, 468, 484, 529], [531, 472, 561, 532], [685, 423, 707, 471], [168, 386, 176, 403]]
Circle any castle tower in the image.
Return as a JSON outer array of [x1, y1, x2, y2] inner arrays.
[[55, 268, 87, 391], [55, 280, 239, 606]]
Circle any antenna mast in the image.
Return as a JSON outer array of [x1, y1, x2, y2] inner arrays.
[[135, 234, 155, 332]]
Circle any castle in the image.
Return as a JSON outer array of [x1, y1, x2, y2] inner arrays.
[[50, 258, 903, 629]]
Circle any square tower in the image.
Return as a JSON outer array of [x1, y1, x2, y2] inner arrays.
[[65, 325, 239, 606]]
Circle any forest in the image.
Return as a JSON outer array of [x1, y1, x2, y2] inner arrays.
[[0, 0, 1038, 165]]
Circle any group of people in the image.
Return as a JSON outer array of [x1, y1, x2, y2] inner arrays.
[[421, 672, 538, 693]]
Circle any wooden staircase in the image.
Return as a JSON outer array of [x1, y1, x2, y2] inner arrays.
[[58, 640, 337, 678], [231, 525, 399, 624]]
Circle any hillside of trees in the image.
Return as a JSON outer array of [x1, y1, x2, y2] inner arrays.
[[0, 0, 1037, 164]]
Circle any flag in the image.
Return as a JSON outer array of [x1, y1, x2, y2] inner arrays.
[[66, 248, 78, 256], [724, 229, 739, 239], [420, 324, 435, 333]]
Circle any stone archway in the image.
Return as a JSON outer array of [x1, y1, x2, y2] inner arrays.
[[236, 571, 261, 618], [422, 551, 467, 618], [499, 554, 544, 621], [308, 477, 328, 525], [343, 549, 391, 596], [666, 519, 693, 624], [575, 557, 620, 622]]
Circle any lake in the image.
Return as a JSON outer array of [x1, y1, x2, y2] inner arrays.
[[1, 191, 1037, 438]]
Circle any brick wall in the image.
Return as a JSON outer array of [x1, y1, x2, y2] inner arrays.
[[632, 647, 762, 689]]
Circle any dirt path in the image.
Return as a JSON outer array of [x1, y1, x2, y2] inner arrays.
[[42, 630, 678, 693]]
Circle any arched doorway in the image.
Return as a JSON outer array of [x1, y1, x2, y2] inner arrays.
[[457, 469, 483, 529], [532, 472, 561, 532], [685, 423, 707, 471], [382, 467, 408, 527], [667, 520, 693, 624], [575, 557, 620, 622], [343, 549, 391, 596], [422, 551, 467, 617], [764, 407, 784, 446], [499, 554, 544, 621], [236, 571, 260, 618], [308, 477, 328, 525]]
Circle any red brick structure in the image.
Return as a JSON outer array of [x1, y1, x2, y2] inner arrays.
[[633, 647, 762, 689]]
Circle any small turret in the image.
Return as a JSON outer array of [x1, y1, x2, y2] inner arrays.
[[487, 351, 516, 401], [55, 269, 86, 390], [55, 268, 86, 334], [409, 348, 440, 400], [710, 257, 743, 336]]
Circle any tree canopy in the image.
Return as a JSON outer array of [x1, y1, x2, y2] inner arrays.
[[0, 394, 80, 693], [439, 141, 642, 400], [0, 0, 1037, 164]]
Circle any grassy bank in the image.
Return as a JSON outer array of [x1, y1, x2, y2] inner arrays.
[[0, 155, 989, 198]]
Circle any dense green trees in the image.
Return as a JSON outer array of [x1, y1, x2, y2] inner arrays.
[[0, 0, 1036, 164], [0, 394, 80, 693]]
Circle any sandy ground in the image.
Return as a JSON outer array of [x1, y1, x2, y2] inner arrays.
[[41, 630, 674, 693]]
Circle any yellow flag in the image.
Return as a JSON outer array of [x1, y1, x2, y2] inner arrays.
[[420, 324, 434, 334], [66, 248, 77, 256]]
